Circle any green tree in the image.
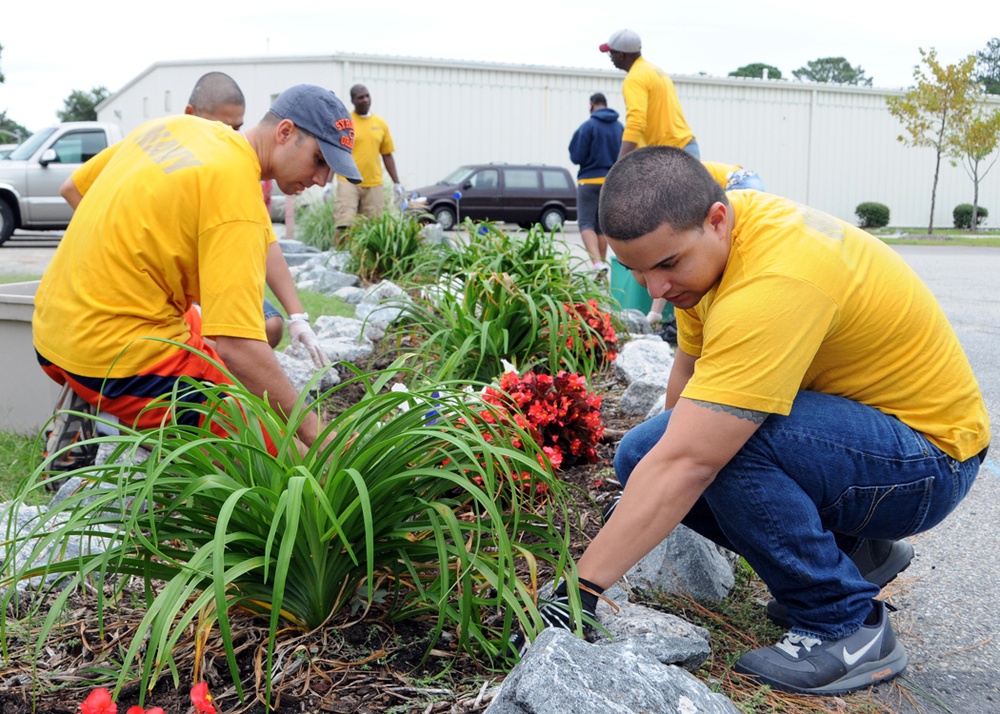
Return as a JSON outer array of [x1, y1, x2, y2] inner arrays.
[[0, 42, 5, 84], [949, 103, 1000, 230], [886, 48, 978, 234], [976, 37, 1000, 94], [0, 111, 29, 143], [57, 86, 111, 122], [792, 57, 872, 85], [729, 63, 782, 80]]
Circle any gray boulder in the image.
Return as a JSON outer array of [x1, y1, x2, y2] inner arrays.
[[594, 599, 712, 672], [486, 628, 740, 714], [626, 525, 735, 603]]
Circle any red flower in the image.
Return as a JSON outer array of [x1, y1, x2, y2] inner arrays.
[[191, 682, 217, 714], [80, 689, 117, 714]]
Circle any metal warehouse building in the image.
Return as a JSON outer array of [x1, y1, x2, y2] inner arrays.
[[98, 52, 1000, 229]]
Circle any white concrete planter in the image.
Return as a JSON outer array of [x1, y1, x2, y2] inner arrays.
[[0, 281, 60, 435]]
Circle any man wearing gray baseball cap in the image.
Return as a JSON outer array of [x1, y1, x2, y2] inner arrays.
[[35, 84, 359, 454]]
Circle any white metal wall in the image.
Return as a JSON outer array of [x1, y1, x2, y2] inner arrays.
[[98, 53, 1000, 229]]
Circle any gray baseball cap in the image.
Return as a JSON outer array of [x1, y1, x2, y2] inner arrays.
[[600, 29, 641, 53], [269, 85, 362, 184]]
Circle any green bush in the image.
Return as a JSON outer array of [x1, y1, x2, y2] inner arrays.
[[855, 202, 890, 228], [294, 194, 338, 250], [953, 203, 989, 229], [340, 212, 428, 283]]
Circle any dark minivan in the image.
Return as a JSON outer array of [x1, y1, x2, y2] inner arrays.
[[409, 163, 577, 231]]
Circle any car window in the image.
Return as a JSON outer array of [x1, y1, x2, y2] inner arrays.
[[542, 169, 571, 191], [8, 128, 57, 160], [471, 170, 499, 189], [441, 166, 475, 184], [504, 169, 538, 190], [51, 131, 108, 163]]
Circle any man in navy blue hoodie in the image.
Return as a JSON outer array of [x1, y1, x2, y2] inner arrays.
[[569, 93, 623, 273]]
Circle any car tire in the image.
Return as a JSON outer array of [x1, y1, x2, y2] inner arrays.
[[0, 200, 16, 246], [433, 205, 457, 231], [540, 207, 565, 231]]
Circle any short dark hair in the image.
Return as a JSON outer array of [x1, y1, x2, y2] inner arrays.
[[600, 146, 727, 240], [350, 84, 368, 100], [590, 92, 607, 106], [188, 72, 244, 113]]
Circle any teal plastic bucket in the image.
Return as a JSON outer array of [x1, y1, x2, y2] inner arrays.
[[609, 257, 653, 313]]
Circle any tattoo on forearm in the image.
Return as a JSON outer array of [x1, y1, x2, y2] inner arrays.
[[690, 399, 769, 424]]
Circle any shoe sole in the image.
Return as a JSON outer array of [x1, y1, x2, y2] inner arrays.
[[735, 642, 908, 696]]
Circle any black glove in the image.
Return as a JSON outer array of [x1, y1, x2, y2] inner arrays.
[[509, 577, 603, 657]]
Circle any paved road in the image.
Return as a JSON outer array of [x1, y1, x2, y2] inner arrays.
[[875, 246, 1000, 714], [3, 233, 996, 712]]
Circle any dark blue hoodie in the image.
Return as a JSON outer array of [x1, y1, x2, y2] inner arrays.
[[568, 107, 624, 180]]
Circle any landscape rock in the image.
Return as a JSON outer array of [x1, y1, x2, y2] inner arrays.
[[485, 628, 740, 714], [594, 599, 712, 672], [626, 524, 735, 603]]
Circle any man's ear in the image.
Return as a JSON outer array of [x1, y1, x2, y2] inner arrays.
[[275, 118, 296, 145], [184, 105, 196, 116], [706, 201, 730, 238]]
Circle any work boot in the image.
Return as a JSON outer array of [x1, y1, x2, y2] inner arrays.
[[766, 539, 914, 628]]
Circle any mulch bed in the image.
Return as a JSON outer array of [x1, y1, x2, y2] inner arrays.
[[0, 362, 645, 714]]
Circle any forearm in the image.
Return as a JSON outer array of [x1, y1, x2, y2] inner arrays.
[[382, 154, 400, 185], [618, 140, 638, 159], [665, 348, 696, 410], [215, 335, 320, 445], [265, 242, 304, 316], [577, 452, 714, 588]]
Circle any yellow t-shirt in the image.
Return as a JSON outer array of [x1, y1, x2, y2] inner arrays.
[[621, 56, 694, 150], [702, 162, 740, 189], [677, 191, 989, 462], [337, 112, 395, 188], [34, 115, 275, 378]]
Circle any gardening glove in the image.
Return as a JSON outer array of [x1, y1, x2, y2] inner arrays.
[[288, 313, 330, 369], [509, 577, 602, 658], [645, 310, 662, 327], [393, 183, 405, 200]]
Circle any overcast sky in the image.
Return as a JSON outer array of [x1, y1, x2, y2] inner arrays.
[[1, 0, 993, 136]]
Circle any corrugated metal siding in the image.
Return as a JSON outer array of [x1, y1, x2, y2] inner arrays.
[[99, 54, 1000, 229]]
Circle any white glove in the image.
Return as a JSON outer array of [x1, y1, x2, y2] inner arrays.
[[645, 310, 663, 326], [393, 183, 405, 199], [287, 314, 330, 369]]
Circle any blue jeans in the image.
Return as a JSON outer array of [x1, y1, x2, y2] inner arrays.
[[613, 390, 980, 639]]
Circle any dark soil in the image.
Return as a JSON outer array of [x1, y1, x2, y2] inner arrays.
[[0, 362, 645, 714]]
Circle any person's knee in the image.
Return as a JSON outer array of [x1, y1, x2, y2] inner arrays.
[[613, 411, 672, 487], [265, 316, 284, 348]]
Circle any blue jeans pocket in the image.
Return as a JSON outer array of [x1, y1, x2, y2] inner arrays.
[[819, 476, 935, 540]]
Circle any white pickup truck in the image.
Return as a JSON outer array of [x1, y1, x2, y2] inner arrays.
[[0, 121, 123, 245]]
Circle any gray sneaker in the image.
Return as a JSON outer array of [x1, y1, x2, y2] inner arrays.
[[736, 600, 907, 695], [766, 539, 914, 628]]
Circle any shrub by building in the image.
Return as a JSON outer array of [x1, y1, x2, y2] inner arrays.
[[953, 204, 989, 229], [855, 202, 890, 229]]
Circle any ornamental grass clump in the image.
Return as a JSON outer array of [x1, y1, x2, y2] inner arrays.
[[390, 270, 605, 385], [482, 369, 605, 476], [339, 212, 429, 283], [1, 353, 579, 708]]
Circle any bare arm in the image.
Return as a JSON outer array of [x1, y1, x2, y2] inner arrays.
[[665, 348, 697, 409], [60, 176, 84, 209], [382, 153, 400, 185], [265, 241, 305, 317], [576, 397, 767, 588], [617, 140, 638, 160], [215, 335, 321, 446]]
